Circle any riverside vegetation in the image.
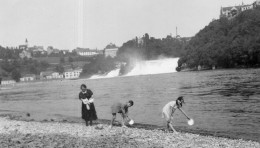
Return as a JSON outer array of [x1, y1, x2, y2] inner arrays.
[[177, 7, 260, 70]]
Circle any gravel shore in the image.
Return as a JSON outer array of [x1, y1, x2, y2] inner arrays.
[[0, 117, 259, 148]]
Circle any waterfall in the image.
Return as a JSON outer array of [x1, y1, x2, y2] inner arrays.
[[125, 58, 179, 76], [89, 58, 179, 79]]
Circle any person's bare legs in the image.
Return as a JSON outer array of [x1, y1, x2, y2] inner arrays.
[[121, 113, 127, 128], [165, 116, 178, 133], [166, 121, 170, 131], [168, 122, 178, 133], [110, 114, 116, 128]]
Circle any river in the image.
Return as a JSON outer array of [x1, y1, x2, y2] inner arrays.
[[0, 62, 259, 142]]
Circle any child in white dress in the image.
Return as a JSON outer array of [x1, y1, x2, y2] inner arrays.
[[162, 96, 190, 133]]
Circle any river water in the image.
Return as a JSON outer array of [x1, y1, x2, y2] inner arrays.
[[0, 68, 260, 142]]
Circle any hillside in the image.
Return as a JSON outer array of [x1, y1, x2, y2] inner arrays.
[[178, 7, 260, 70]]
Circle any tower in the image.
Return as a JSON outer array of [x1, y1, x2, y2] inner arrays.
[[176, 27, 178, 38], [25, 38, 28, 47]]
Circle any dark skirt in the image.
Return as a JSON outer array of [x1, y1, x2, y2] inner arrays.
[[81, 103, 98, 121]]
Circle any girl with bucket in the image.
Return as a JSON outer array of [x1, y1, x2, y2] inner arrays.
[[162, 96, 194, 133]]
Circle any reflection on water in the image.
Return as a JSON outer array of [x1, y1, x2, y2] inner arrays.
[[0, 69, 260, 142]]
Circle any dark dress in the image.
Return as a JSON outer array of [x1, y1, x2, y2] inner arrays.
[[79, 89, 97, 121]]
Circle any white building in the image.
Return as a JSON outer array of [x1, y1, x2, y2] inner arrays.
[[104, 48, 118, 58], [51, 72, 64, 79], [19, 50, 32, 59], [64, 68, 82, 79], [241, 4, 254, 11], [220, 1, 260, 19], [74, 48, 99, 56], [20, 74, 36, 82], [0, 79, 16, 85], [40, 71, 63, 80]]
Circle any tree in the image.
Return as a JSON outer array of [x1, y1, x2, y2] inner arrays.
[[60, 57, 65, 63], [55, 65, 64, 73], [81, 55, 117, 76], [68, 56, 73, 63], [11, 69, 21, 82], [178, 8, 260, 69]]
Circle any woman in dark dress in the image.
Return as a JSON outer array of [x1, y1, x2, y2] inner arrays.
[[79, 84, 97, 126]]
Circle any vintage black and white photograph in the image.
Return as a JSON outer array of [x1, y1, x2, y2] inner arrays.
[[0, 0, 260, 147]]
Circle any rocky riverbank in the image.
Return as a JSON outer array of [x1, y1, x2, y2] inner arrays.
[[0, 116, 259, 148]]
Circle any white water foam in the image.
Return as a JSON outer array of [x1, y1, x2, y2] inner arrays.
[[125, 58, 179, 76], [89, 58, 179, 79], [89, 68, 120, 79]]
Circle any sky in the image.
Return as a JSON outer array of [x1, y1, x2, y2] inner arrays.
[[0, 0, 257, 50]]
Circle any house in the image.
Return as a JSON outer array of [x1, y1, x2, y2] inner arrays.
[[40, 71, 63, 80], [64, 68, 82, 79], [0, 78, 16, 85], [104, 43, 118, 58], [73, 47, 100, 56], [51, 72, 63, 79], [104, 48, 118, 58], [20, 74, 36, 82], [18, 38, 28, 50], [47, 46, 60, 55], [19, 50, 32, 59], [61, 50, 70, 54], [19, 45, 28, 50], [28, 46, 46, 55], [40, 71, 53, 80], [220, 0, 260, 19]]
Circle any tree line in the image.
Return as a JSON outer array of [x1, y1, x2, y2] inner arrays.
[[0, 58, 49, 82], [178, 7, 260, 70]]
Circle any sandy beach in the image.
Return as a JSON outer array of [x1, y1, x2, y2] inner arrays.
[[0, 116, 259, 148]]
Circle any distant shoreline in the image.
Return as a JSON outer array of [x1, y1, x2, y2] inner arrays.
[[178, 66, 260, 72]]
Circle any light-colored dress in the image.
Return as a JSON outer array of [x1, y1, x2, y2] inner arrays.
[[162, 101, 178, 122]]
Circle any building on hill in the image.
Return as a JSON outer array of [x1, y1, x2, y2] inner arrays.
[[47, 46, 53, 55], [73, 47, 100, 56], [104, 48, 118, 58], [103, 43, 118, 58], [19, 50, 32, 59], [47, 46, 60, 55], [18, 39, 46, 57], [61, 50, 70, 54], [28, 46, 46, 55], [18, 38, 28, 50], [180, 37, 192, 43], [220, 0, 260, 19], [133, 37, 144, 48]]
